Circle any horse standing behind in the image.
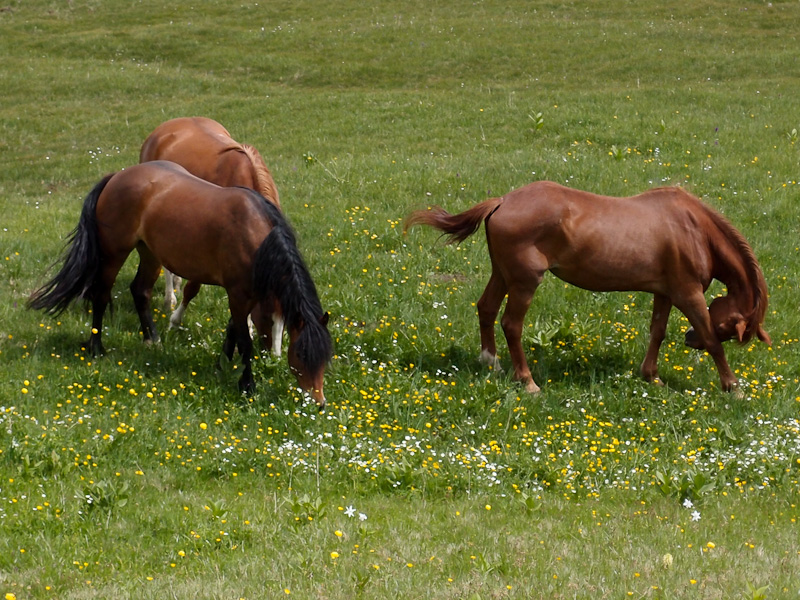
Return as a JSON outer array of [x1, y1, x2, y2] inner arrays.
[[140, 117, 283, 354], [406, 180, 771, 393], [29, 161, 331, 405]]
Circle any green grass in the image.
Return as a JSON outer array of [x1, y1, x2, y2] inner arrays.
[[2, 0, 800, 598]]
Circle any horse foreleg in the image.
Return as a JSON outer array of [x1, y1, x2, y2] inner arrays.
[[476, 271, 507, 371], [501, 284, 539, 393], [220, 318, 236, 365], [250, 299, 284, 357], [678, 294, 737, 392], [640, 294, 672, 385], [270, 300, 285, 357], [130, 247, 163, 344], [228, 300, 255, 394], [169, 280, 201, 329]]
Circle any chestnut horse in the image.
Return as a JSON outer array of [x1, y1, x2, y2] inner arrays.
[[406, 181, 771, 393], [29, 161, 331, 405], [140, 117, 283, 354]]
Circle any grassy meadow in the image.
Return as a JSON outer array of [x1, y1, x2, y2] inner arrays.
[[2, 0, 800, 598]]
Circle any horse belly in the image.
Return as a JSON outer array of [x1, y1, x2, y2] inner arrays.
[[549, 249, 667, 294]]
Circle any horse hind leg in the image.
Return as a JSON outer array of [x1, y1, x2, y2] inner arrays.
[[640, 293, 672, 385], [501, 282, 540, 393], [84, 258, 126, 356], [169, 280, 201, 329], [476, 270, 507, 371], [163, 269, 182, 312], [130, 246, 163, 344]]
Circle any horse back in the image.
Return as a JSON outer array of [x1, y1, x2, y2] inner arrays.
[[96, 162, 271, 286], [140, 117, 244, 180], [487, 181, 716, 293]]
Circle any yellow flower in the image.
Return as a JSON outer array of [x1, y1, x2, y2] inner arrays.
[[200, 423, 208, 430], [330, 552, 339, 559], [334, 530, 343, 537], [7, 594, 18, 600], [485, 504, 491, 511]]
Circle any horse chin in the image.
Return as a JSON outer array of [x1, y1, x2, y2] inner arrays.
[[684, 329, 704, 350]]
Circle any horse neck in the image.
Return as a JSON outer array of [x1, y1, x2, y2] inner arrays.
[[708, 211, 766, 320]]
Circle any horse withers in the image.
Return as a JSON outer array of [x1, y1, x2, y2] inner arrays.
[[29, 161, 331, 406], [140, 117, 283, 355], [406, 180, 770, 393]]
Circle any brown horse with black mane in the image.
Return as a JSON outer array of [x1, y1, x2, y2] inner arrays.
[[29, 161, 331, 405], [406, 181, 771, 393], [140, 117, 283, 353]]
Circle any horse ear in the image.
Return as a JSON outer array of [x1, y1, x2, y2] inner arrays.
[[735, 319, 747, 343], [757, 326, 772, 346], [320, 312, 330, 327]]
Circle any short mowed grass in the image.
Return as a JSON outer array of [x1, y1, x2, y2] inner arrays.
[[2, 1, 800, 598]]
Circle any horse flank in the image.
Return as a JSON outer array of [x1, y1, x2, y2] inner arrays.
[[252, 199, 332, 371], [241, 144, 280, 208], [404, 197, 503, 244]]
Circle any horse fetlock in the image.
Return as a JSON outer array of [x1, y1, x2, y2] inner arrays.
[[169, 305, 185, 329], [82, 338, 105, 357], [720, 376, 738, 394], [238, 375, 255, 395], [478, 349, 502, 371], [640, 363, 662, 385]]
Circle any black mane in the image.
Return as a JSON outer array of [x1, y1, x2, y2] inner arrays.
[[251, 194, 332, 371]]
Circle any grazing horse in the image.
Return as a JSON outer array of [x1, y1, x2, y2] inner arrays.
[[406, 180, 771, 393], [140, 116, 283, 354], [29, 161, 331, 405]]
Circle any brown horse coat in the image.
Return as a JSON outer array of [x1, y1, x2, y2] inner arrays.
[[140, 117, 283, 351], [30, 161, 331, 404], [406, 181, 770, 393], [140, 117, 279, 206]]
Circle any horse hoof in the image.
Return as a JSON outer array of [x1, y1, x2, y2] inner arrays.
[[524, 381, 541, 394], [238, 378, 255, 395]]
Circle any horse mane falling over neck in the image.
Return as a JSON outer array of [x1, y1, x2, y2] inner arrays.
[[699, 199, 769, 343], [252, 200, 331, 371], [241, 144, 280, 208]]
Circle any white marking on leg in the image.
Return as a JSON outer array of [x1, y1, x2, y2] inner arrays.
[[271, 314, 284, 356], [479, 348, 502, 371], [169, 303, 186, 329], [247, 314, 255, 338], [164, 270, 176, 311]]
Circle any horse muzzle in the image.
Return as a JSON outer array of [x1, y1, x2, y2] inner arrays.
[[684, 328, 704, 350]]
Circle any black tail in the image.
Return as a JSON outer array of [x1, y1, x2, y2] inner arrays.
[[252, 204, 332, 372], [28, 174, 113, 315]]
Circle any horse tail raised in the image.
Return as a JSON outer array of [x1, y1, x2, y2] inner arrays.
[[404, 197, 503, 244], [252, 203, 331, 371], [28, 174, 114, 315]]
